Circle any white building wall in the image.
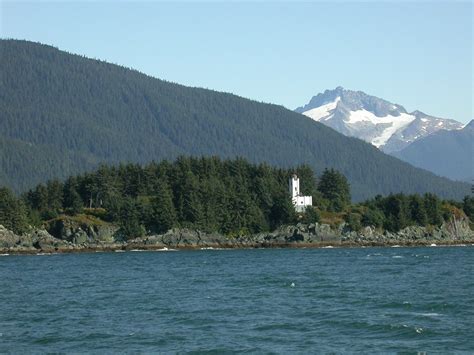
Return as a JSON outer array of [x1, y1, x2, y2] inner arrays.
[[289, 175, 300, 199], [289, 175, 312, 212], [294, 196, 312, 212]]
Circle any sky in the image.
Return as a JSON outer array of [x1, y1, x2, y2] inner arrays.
[[1, 1, 472, 123]]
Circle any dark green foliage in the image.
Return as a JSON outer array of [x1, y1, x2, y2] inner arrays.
[[361, 192, 460, 232], [408, 195, 428, 226], [269, 193, 297, 230], [0, 39, 470, 202], [295, 165, 319, 198], [318, 169, 351, 212], [118, 198, 145, 240], [463, 196, 474, 220], [24, 181, 64, 220], [345, 213, 362, 232], [302, 206, 321, 224], [382, 194, 409, 232], [0, 187, 29, 234], [45, 180, 63, 216], [14, 157, 301, 236], [63, 178, 83, 214], [361, 208, 384, 229], [150, 180, 177, 233], [424, 193, 443, 226], [0, 157, 470, 237]]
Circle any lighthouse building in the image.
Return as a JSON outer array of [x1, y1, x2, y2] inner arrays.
[[289, 174, 312, 212]]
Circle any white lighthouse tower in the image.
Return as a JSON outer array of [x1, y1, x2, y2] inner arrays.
[[289, 174, 312, 212]]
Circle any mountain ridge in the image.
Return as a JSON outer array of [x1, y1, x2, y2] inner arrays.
[[393, 120, 474, 182], [296, 87, 464, 153], [0, 39, 469, 201]]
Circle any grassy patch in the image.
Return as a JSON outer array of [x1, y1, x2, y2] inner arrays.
[[46, 214, 110, 227], [83, 207, 108, 220], [319, 211, 345, 228]]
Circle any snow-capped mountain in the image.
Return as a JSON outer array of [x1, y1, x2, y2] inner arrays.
[[295, 87, 464, 153]]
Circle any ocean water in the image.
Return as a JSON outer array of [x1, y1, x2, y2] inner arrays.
[[1, 246, 473, 353]]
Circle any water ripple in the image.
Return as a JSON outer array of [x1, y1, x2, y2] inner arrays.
[[0, 247, 473, 352]]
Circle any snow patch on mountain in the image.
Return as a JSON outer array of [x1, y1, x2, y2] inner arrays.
[[370, 113, 415, 147], [296, 87, 464, 153], [304, 104, 417, 148], [346, 110, 416, 147], [303, 97, 340, 121]]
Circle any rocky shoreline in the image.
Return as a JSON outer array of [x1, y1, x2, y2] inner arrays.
[[1, 216, 473, 255]]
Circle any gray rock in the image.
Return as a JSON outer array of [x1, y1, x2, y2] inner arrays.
[[0, 225, 20, 248], [29, 229, 69, 251], [47, 217, 119, 245]]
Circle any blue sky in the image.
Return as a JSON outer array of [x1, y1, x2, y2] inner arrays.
[[1, 1, 472, 123]]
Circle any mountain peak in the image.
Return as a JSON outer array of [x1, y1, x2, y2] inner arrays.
[[296, 88, 406, 117], [296, 88, 464, 153], [332, 86, 345, 93]]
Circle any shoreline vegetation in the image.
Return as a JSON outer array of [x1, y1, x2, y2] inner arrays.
[[1, 157, 473, 256]]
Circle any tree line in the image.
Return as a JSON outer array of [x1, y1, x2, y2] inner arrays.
[[0, 156, 472, 237]]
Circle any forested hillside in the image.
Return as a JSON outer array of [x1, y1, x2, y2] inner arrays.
[[0, 39, 470, 200]]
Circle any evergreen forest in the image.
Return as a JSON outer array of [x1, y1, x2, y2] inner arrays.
[[0, 39, 470, 201], [1, 157, 472, 239]]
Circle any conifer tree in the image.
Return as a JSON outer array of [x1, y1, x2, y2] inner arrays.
[[424, 193, 443, 226], [119, 197, 145, 239], [462, 196, 474, 220], [150, 180, 177, 233], [409, 194, 428, 225], [317, 168, 351, 212], [64, 179, 84, 215], [383, 194, 409, 231], [270, 193, 296, 229], [0, 187, 29, 234], [361, 208, 384, 228]]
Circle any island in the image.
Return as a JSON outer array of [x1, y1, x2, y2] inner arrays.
[[1, 157, 472, 254]]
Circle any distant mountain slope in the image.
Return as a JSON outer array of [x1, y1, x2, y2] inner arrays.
[[296, 87, 464, 153], [0, 39, 470, 201], [0, 136, 101, 190], [393, 120, 474, 182]]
